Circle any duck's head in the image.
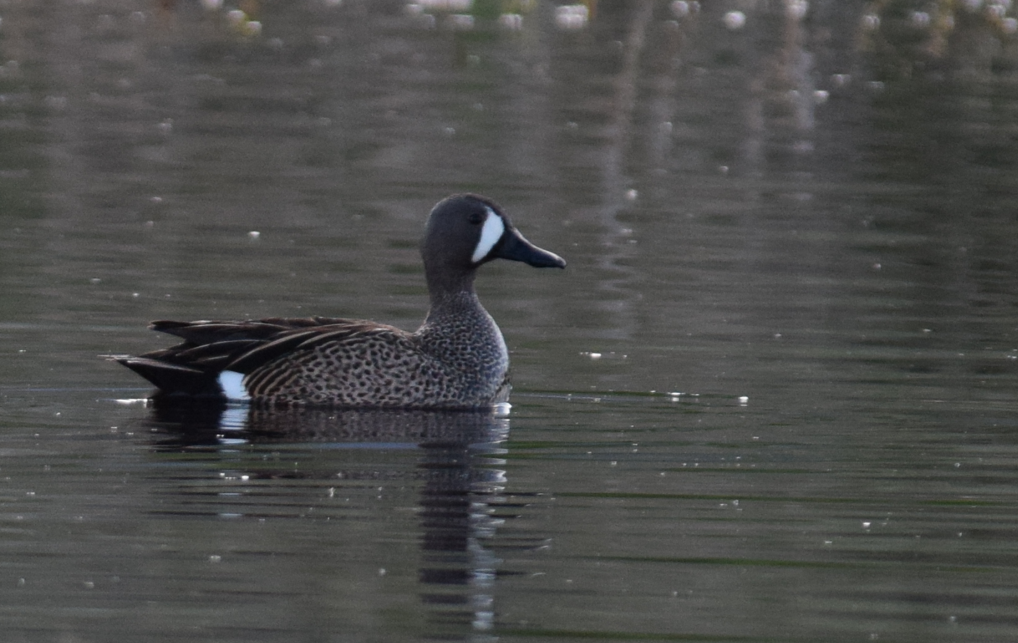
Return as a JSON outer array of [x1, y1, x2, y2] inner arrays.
[[421, 194, 566, 291]]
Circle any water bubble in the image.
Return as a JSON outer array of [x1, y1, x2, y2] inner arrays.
[[44, 95, 67, 111], [498, 13, 523, 30], [723, 11, 746, 30], [448, 14, 474, 30], [786, 0, 808, 21], [555, 5, 589, 30]]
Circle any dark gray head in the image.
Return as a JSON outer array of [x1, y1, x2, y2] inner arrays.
[[421, 194, 566, 294]]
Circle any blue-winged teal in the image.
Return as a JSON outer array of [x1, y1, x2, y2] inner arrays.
[[114, 194, 566, 408]]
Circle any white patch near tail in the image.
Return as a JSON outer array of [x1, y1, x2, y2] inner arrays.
[[471, 207, 505, 263], [218, 370, 251, 401]]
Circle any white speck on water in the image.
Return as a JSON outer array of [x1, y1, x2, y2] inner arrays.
[[248, 230, 260, 239], [589, 352, 602, 359], [625, 189, 638, 201], [786, 0, 808, 20], [671, 1, 690, 18], [738, 396, 749, 405], [378, 568, 386, 576], [555, 5, 589, 30], [723, 11, 746, 30], [114, 398, 147, 405], [499, 13, 523, 30], [448, 14, 475, 30], [862, 521, 871, 529], [910, 11, 930, 28]]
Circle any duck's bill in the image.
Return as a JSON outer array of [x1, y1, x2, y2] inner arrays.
[[494, 227, 566, 268]]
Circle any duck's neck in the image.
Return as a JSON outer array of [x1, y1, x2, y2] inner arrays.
[[416, 287, 509, 383]]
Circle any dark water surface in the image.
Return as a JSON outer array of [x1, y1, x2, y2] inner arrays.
[[2, 1, 1018, 641]]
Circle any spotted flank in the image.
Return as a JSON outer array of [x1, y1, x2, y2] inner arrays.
[[113, 194, 566, 408]]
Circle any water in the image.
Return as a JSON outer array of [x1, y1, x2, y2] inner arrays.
[[2, 1, 1018, 641]]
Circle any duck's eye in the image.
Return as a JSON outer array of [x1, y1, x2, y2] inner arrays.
[[467, 211, 485, 225]]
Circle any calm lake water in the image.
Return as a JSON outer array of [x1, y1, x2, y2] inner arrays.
[[2, 1, 1018, 641]]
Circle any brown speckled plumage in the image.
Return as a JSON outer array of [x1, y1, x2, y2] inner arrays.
[[114, 194, 565, 408]]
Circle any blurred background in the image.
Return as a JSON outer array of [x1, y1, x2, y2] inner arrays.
[[1, 1, 1018, 641]]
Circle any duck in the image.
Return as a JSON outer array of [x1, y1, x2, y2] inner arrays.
[[113, 194, 566, 408]]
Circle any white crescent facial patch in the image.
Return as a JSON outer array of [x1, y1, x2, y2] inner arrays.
[[471, 206, 506, 264]]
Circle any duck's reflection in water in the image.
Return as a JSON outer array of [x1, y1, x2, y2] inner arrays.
[[144, 401, 513, 640]]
